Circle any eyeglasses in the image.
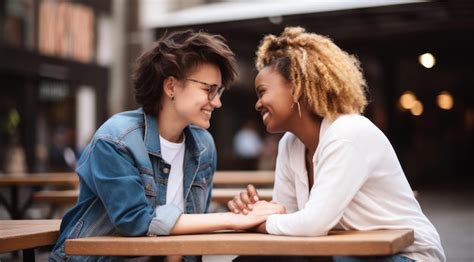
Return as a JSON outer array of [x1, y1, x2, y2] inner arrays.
[[185, 78, 225, 101]]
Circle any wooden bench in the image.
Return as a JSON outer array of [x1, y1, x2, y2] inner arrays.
[[213, 170, 274, 187], [0, 219, 61, 262], [0, 172, 78, 187], [32, 170, 275, 209], [30, 170, 416, 216], [33, 190, 79, 204], [33, 188, 274, 205], [211, 188, 272, 204], [65, 229, 414, 257], [0, 172, 78, 219]]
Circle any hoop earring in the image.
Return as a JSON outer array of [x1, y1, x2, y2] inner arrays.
[[291, 101, 302, 118]]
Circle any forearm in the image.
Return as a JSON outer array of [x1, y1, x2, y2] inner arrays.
[[253, 221, 267, 233], [170, 201, 284, 235], [170, 213, 233, 235]]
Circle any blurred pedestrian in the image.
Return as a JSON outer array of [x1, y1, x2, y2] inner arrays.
[[233, 120, 263, 169]]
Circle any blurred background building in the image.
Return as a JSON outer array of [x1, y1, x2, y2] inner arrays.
[[1, 0, 472, 186], [0, 0, 473, 260]]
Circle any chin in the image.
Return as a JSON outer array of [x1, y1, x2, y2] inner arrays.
[[193, 121, 210, 129], [265, 123, 284, 134], [265, 125, 276, 134]]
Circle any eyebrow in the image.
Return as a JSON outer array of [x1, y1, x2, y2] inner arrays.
[[255, 84, 264, 92]]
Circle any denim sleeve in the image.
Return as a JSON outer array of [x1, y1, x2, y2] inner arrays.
[[148, 204, 183, 235], [78, 138, 155, 236]]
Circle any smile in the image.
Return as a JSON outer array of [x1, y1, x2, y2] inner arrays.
[[262, 111, 269, 122], [202, 109, 213, 117]]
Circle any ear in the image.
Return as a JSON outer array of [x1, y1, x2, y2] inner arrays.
[[163, 76, 177, 98]]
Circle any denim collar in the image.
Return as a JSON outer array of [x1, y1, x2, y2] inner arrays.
[[143, 110, 206, 158], [183, 125, 207, 157]]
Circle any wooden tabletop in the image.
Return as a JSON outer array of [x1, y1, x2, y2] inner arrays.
[[0, 219, 61, 253], [213, 171, 274, 186], [0, 173, 78, 187], [65, 229, 414, 256]]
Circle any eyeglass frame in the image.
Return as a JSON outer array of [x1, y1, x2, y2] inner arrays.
[[185, 78, 225, 101]]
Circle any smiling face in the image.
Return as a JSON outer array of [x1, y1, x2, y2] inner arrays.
[[255, 66, 296, 133], [173, 63, 223, 129]]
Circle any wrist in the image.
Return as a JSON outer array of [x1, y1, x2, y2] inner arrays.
[[223, 212, 237, 230]]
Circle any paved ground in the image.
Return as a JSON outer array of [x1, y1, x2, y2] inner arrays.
[[1, 186, 472, 261], [416, 187, 473, 262]]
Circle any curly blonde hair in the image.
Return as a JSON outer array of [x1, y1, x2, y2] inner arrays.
[[256, 27, 367, 120]]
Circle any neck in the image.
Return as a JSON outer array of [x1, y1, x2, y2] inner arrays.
[[158, 100, 186, 143], [288, 111, 322, 156]]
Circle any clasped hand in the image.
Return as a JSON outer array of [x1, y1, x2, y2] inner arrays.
[[227, 184, 286, 231]]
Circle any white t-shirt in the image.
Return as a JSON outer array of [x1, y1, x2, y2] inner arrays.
[[160, 135, 185, 212], [266, 114, 445, 261]]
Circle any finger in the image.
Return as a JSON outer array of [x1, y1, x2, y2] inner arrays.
[[227, 200, 240, 214], [247, 184, 259, 203], [233, 195, 249, 214], [240, 190, 253, 209]]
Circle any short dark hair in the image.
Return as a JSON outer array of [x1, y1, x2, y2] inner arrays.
[[133, 30, 238, 115]]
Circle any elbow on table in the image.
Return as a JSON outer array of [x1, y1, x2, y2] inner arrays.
[[291, 225, 330, 237], [115, 223, 149, 237], [290, 209, 340, 237], [270, 215, 332, 237], [113, 216, 152, 237]]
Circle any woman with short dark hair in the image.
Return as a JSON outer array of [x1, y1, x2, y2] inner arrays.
[[50, 30, 284, 262]]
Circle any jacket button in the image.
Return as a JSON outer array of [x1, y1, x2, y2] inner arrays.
[[163, 167, 170, 174]]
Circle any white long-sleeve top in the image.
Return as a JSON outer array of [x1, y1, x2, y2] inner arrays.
[[266, 114, 445, 261]]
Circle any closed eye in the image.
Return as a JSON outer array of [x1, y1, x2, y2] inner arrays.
[[255, 84, 265, 98]]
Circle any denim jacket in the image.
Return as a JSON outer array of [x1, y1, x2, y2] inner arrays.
[[50, 108, 216, 262]]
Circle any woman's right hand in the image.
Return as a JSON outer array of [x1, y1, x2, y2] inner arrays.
[[227, 184, 260, 214]]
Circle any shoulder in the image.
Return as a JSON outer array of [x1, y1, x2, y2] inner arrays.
[[325, 114, 379, 141], [321, 114, 390, 155], [94, 108, 145, 142], [332, 114, 373, 131]]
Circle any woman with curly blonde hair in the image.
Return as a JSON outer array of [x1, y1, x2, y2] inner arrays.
[[229, 27, 445, 262]]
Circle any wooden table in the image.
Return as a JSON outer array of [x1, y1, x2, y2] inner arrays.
[[65, 229, 414, 257], [213, 171, 274, 187], [0, 173, 78, 218], [0, 219, 61, 261]]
